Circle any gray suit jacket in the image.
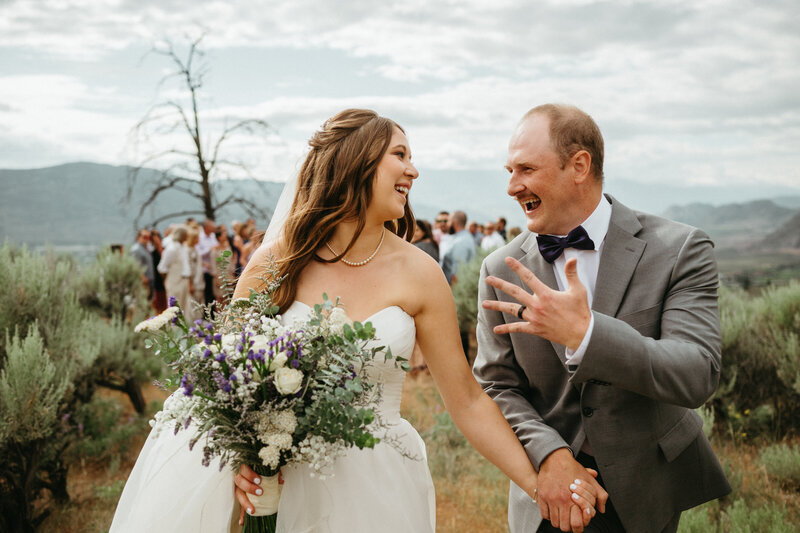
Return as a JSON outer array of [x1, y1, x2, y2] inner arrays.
[[473, 196, 731, 532]]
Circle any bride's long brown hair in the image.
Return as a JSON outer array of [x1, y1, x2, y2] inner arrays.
[[272, 108, 415, 312]]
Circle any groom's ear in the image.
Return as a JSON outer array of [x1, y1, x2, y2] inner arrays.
[[570, 150, 592, 184]]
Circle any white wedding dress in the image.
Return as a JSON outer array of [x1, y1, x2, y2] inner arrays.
[[110, 301, 436, 533]]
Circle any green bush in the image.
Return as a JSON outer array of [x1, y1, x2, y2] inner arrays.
[[759, 443, 800, 488], [0, 326, 94, 531], [678, 502, 717, 533], [0, 243, 156, 532], [452, 247, 492, 333], [715, 282, 800, 437], [721, 498, 793, 532], [73, 247, 148, 321], [66, 395, 152, 462]]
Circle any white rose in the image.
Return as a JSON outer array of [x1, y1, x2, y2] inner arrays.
[[250, 334, 270, 354], [220, 333, 238, 353], [274, 367, 303, 395], [327, 307, 349, 334], [269, 352, 288, 371]]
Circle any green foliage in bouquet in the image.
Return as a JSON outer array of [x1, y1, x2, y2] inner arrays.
[[714, 282, 800, 437], [136, 260, 408, 532]]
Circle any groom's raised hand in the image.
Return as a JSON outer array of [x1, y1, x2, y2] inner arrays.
[[483, 257, 591, 350]]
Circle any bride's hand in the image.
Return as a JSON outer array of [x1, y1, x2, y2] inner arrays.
[[565, 468, 604, 532], [234, 464, 284, 526]]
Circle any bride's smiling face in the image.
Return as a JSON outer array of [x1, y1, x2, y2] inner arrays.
[[369, 127, 418, 221]]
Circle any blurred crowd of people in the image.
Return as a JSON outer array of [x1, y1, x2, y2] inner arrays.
[[128, 217, 263, 321], [410, 211, 522, 373], [128, 211, 519, 371]]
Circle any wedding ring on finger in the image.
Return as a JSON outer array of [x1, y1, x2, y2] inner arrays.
[[516, 304, 527, 320]]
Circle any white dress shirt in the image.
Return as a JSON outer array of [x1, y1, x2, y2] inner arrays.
[[549, 195, 612, 367]]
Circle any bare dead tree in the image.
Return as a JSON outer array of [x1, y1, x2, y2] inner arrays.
[[126, 34, 273, 228]]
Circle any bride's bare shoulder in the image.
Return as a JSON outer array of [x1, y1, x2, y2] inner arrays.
[[394, 237, 448, 287]]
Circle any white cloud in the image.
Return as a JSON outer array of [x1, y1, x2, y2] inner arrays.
[[0, 0, 797, 190]]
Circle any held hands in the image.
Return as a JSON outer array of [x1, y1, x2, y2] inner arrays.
[[234, 464, 284, 526], [483, 257, 591, 350], [538, 449, 609, 532]]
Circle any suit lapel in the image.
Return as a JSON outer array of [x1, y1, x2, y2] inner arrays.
[[593, 195, 646, 318], [520, 231, 568, 364]]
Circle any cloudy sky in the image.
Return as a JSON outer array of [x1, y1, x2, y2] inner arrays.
[[1, 0, 799, 215]]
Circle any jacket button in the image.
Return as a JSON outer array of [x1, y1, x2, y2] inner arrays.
[[582, 407, 594, 417]]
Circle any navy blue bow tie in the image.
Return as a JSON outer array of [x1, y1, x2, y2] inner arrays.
[[536, 225, 595, 263]]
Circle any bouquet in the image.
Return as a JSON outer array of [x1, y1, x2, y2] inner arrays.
[[135, 262, 405, 532]]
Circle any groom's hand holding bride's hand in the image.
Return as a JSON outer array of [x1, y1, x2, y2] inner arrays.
[[482, 256, 591, 350], [537, 448, 608, 532]]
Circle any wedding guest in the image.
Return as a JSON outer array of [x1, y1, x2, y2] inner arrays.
[[412, 219, 439, 262], [157, 225, 191, 317], [507, 226, 522, 241], [496, 216, 508, 240], [150, 229, 167, 313], [230, 220, 245, 277], [440, 210, 475, 285], [468, 221, 484, 246], [432, 211, 449, 244], [196, 219, 219, 306], [182, 227, 203, 322], [440, 210, 476, 358], [129, 229, 154, 300], [162, 224, 176, 248], [481, 221, 506, 250]]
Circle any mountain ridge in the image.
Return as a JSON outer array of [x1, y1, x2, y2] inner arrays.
[[2, 162, 799, 251]]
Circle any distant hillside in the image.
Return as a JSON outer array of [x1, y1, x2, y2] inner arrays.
[[772, 196, 800, 210], [0, 162, 283, 246], [762, 211, 800, 249], [3, 161, 799, 252], [662, 200, 797, 249]]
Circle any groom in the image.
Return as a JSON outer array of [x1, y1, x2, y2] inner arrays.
[[472, 104, 730, 532]]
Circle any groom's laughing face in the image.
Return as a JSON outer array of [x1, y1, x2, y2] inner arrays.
[[505, 113, 582, 236]]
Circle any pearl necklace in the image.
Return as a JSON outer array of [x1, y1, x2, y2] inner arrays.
[[325, 227, 386, 267]]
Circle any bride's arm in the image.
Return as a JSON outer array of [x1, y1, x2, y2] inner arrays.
[[411, 256, 605, 527]]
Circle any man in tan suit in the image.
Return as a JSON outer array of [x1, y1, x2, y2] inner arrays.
[[473, 104, 730, 532]]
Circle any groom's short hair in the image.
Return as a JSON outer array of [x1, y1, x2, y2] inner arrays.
[[523, 104, 604, 182]]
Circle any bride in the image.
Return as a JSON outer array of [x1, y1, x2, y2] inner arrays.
[[110, 109, 604, 533]]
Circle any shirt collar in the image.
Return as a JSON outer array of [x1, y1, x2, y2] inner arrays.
[[578, 195, 612, 251]]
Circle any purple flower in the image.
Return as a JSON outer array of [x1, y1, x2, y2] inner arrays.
[[205, 322, 214, 332], [203, 348, 213, 358], [213, 371, 232, 392], [215, 352, 227, 363], [229, 373, 238, 382], [213, 333, 222, 342], [194, 319, 203, 326], [203, 335, 213, 345], [180, 374, 194, 396], [168, 296, 177, 307]]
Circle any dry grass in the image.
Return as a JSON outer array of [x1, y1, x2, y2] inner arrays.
[[401, 374, 510, 533]]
